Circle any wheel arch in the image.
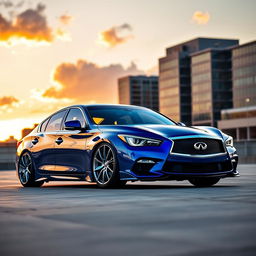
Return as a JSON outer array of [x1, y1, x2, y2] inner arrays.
[[17, 149, 39, 178], [90, 140, 119, 182], [17, 149, 31, 169]]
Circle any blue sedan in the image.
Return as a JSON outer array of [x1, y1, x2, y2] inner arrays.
[[16, 104, 239, 188]]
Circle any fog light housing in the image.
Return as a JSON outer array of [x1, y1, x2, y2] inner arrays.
[[131, 159, 156, 176], [137, 159, 155, 164]]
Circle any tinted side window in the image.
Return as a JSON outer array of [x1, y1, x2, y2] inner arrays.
[[40, 118, 49, 132], [45, 111, 66, 132], [65, 108, 86, 127]]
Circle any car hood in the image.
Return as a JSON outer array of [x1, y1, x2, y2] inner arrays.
[[99, 124, 223, 140], [134, 125, 222, 139]]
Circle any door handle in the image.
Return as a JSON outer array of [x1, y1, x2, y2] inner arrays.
[[55, 137, 63, 145], [32, 138, 39, 145]]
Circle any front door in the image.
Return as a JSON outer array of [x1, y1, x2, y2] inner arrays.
[[54, 108, 90, 174]]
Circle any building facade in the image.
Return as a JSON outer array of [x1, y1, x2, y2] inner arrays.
[[159, 37, 238, 125], [218, 41, 256, 140], [118, 76, 159, 111], [218, 41, 256, 163], [232, 41, 256, 108], [191, 49, 233, 127]]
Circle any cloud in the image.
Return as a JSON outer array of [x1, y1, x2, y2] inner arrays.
[[0, 0, 13, 8], [192, 11, 210, 25], [146, 65, 158, 76], [0, 96, 19, 106], [59, 13, 73, 25], [43, 60, 143, 103], [98, 23, 133, 47], [0, 2, 69, 46]]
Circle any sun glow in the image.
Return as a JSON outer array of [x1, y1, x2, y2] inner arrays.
[[0, 36, 51, 48], [0, 118, 44, 141]]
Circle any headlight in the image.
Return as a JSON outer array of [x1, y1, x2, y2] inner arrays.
[[118, 135, 162, 147], [225, 136, 233, 147]]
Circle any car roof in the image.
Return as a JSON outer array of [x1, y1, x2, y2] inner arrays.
[[69, 104, 148, 109]]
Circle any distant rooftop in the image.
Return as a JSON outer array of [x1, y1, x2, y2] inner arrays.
[[163, 37, 239, 57], [118, 75, 158, 81]]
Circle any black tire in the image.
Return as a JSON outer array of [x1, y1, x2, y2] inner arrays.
[[188, 177, 220, 187], [18, 151, 44, 187], [92, 142, 126, 188]]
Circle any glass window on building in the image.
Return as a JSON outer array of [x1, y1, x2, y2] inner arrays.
[[250, 127, 256, 139], [239, 127, 247, 140]]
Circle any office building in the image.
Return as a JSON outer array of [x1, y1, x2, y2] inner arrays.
[[118, 75, 159, 111], [218, 41, 256, 140], [191, 49, 233, 126], [218, 40, 256, 162], [159, 37, 238, 125]]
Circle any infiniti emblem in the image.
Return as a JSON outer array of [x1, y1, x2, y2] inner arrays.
[[194, 142, 207, 150]]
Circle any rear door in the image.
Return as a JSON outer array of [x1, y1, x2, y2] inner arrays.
[[31, 110, 68, 173], [54, 107, 89, 174]]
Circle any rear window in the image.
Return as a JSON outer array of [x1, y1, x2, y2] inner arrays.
[[39, 118, 49, 132]]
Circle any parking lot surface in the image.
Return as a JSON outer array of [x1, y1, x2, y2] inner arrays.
[[0, 165, 255, 256]]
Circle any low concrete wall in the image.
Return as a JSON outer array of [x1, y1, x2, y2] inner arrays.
[[0, 143, 16, 170], [234, 141, 256, 163]]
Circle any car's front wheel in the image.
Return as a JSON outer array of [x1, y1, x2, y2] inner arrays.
[[18, 152, 44, 187], [188, 177, 220, 187], [92, 143, 126, 188]]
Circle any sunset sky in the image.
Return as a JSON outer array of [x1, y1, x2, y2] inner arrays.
[[0, 0, 255, 140]]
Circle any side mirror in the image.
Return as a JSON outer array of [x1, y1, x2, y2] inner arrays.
[[177, 122, 186, 127], [64, 120, 82, 130]]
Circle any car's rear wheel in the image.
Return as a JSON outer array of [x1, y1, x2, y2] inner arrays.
[[18, 152, 44, 187], [188, 177, 220, 187], [92, 143, 126, 188]]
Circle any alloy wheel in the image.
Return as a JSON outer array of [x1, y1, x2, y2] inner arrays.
[[93, 144, 115, 185], [18, 153, 32, 184]]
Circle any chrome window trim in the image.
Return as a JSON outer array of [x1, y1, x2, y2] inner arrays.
[[37, 106, 90, 133]]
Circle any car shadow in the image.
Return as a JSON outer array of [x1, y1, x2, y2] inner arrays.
[[38, 182, 239, 190]]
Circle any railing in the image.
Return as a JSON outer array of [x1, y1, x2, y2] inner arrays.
[[234, 141, 256, 163]]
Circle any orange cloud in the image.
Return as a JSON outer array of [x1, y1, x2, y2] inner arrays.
[[0, 3, 69, 46], [192, 11, 210, 25], [0, 96, 19, 106], [43, 60, 143, 103], [98, 23, 133, 47], [59, 13, 73, 25]]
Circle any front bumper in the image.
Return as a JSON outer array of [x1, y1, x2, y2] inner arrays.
[[119, 143, 239, 181]]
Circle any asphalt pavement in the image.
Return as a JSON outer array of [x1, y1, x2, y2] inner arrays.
[[0, 165, 256, 256]]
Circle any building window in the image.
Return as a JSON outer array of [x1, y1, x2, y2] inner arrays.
[[239, 128, 247, 140], [250, 127, 256, 139]]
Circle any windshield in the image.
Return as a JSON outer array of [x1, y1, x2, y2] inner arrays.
[[87, 106, 176, 126]]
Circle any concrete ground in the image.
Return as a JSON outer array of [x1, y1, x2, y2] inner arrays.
[[0, 165, 255, 256]]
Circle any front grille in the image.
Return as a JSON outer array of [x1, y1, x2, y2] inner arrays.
[[163, 160, 232, 174], [171, 138, 225, 155]]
